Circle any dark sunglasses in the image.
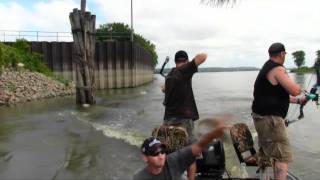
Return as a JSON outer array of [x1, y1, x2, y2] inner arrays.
[[149, 150, 166, 157]]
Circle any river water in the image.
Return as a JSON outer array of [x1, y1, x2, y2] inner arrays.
[[0, 72, 319, 179]]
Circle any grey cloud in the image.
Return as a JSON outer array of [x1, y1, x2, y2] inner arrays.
[[1, 0, 320, 68]]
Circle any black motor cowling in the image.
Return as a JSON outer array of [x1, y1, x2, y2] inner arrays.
[[196, 139, 225, 179]]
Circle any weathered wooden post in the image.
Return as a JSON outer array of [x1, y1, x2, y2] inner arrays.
[[69, 0, 96, 105]]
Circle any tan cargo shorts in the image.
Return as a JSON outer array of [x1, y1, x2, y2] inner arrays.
[[252, 113, 293, 163]]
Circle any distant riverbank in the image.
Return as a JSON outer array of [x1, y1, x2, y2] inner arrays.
[[154, 67, 259, 74]]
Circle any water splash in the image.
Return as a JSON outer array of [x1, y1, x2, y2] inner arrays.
[[140, 91, 147, 95], [92, 123, 146, 147], [70, 111, 146, 147]]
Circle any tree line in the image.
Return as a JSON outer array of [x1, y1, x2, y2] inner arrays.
[[94, 21, 320, 74], [290, 50, 320, 73], [96, 22, 158, 69]]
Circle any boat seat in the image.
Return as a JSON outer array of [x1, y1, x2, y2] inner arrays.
[[230, 123, 258, 166]]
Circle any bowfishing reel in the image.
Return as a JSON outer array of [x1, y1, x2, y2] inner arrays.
[[285, 86, 319, 127], [309, 86, 319, 106]]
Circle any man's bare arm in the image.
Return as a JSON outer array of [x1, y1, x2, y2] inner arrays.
[[289, 95, 307, 105], [273, 67, 301, 96], [194, 53, 207, 66]]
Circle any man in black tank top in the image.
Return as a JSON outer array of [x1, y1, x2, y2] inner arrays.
[[251, 42, 307, 180]]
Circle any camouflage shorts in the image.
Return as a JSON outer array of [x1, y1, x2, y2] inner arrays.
[[252, 113, 293, 163], [163, 118, 195, 145]]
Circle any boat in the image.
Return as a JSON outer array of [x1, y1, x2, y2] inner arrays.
[[157, 57, 319, 180], [194, 122, 301, 180]]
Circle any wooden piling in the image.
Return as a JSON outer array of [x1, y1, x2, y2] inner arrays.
[[69, 1, 96, 104]]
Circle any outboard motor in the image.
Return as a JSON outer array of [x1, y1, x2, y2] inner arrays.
[[196, 139, 225, 179]]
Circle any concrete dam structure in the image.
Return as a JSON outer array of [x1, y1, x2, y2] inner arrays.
[[30, 41, 154, 89]]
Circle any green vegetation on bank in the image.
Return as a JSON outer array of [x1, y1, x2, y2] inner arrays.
[[96, 22, 158, 69], [290, 66, 316, 73], [0, 39, 53, 76], [0, 39, 71, 86]]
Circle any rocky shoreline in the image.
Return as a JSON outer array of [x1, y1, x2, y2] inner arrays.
[[0, 68, 75, 106]]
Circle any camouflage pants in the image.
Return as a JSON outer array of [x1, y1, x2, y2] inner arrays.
[[163, 118, 195, 145]]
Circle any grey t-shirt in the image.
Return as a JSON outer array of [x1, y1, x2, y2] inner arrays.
[[133, 146, 195, 180]]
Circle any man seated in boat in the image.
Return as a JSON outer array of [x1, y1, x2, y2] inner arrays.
[[133, 122, 231, 180]]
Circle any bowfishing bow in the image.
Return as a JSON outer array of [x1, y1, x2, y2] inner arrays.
[[160, 56, 170, 78], [285, 66, 320, 127]]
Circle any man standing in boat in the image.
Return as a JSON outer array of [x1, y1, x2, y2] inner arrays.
[[133, 122, 230, 180], [251, 42, 307, 180], [162, 50, 207, 180]]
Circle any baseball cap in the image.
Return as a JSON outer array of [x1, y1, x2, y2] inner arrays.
[[268, 42, 286, 55], [175, 50, 189, 62], [141, 137, 166, 156]]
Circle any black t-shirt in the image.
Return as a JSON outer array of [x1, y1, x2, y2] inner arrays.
[[163, 60, 199, 120], [251, 60, 290, 118]]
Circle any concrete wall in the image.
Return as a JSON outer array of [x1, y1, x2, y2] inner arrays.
[[30, 41, 153, 89]]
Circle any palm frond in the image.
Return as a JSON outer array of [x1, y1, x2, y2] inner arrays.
[[201, 0, 239, 7]]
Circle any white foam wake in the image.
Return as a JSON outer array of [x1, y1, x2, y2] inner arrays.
[[72, 111, 146, 147]]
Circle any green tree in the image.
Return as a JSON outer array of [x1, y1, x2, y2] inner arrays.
[[315, 50, 320, 69], [292, 50, 305, 68], [96, 23, 132, 41], [96, 22, 158, 68], [315, 50, 320, 85], [0, 44, 3, 68]]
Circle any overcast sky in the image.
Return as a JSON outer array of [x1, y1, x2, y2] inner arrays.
[[1, 0, 320, 68]]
